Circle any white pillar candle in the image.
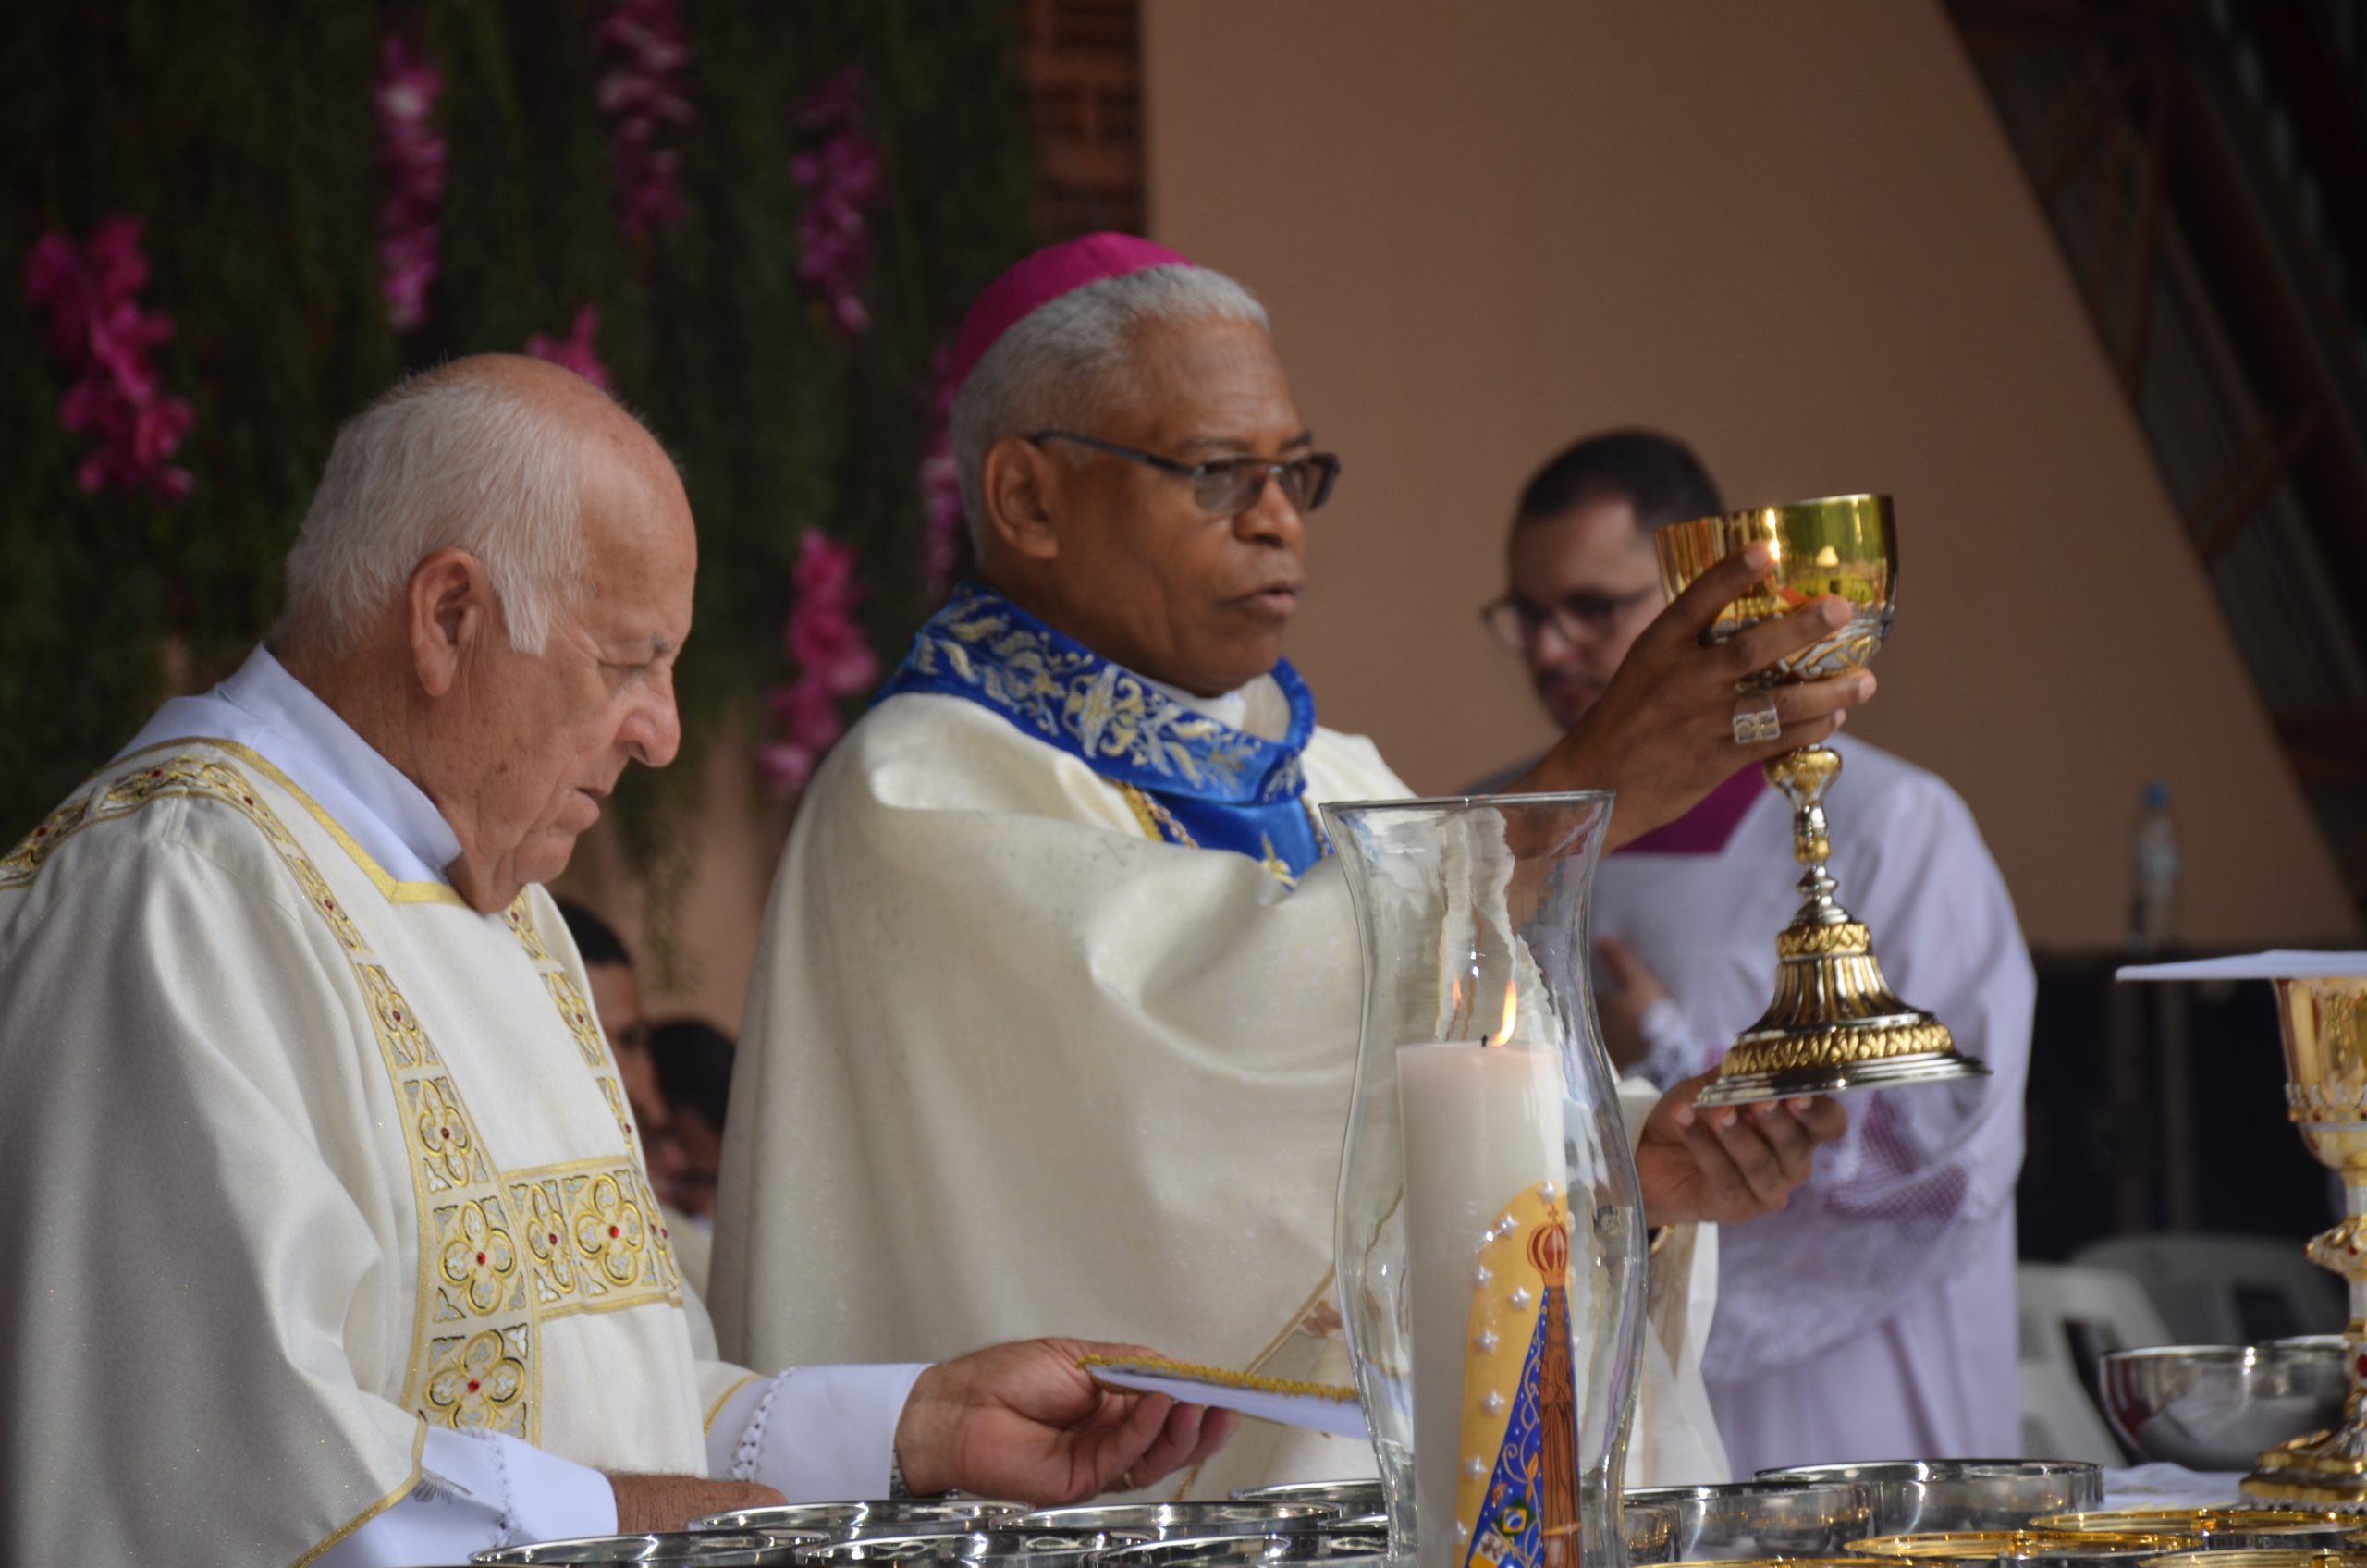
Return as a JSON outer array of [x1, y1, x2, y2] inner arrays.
[[1397, 1033, 1569, 1568]]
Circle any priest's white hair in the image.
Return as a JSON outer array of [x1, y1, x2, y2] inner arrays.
[[950, 264, 1269, 535], [277, 371, 595, 656]]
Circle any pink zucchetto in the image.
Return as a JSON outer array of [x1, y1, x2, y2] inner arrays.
[[949, 232, 1196, 395]]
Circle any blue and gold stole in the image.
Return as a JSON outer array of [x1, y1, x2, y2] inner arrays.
[[875, 582, 1330, 884]]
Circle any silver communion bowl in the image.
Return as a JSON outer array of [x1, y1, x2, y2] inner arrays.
[[1621, 1481, 1876, 1562], [1753, 1461, 2103, 1535], [2097, 1339, 2349, 1471]]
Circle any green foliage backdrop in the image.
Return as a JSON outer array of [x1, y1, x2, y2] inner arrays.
[[0, 0, 1035, 850]]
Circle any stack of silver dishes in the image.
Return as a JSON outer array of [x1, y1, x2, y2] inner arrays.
[[478, 1534, 825, 1565], [1003, 1502, 1380, 1568], [472, 1460, 2174, 1567], [472, 1494, 1374, 1568], [1230, 1481, 1387, 1532], [1622, 1481, 1874, 1562], [1098, 1537, 1388, 1568], [693, 1503, 1029, 1538], [1754, 1462, 2105, 1536], [1000, 1504, 1337, 1539]]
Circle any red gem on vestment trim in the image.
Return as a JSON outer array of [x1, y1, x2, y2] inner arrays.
[[475, 1251, 486, 1265], [468, 1379, 481, 1392], [32, 827, 45, 837], [609, 1225, 620, 1238], [440, 1127, 450, 1139], [548, 1232, 558, 1244]]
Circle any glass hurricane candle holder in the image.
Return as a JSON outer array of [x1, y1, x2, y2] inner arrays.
[[1322, 792, 1646, 1568]]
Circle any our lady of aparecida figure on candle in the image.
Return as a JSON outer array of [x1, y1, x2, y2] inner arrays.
[[1462, 1184, 1581, 1568]]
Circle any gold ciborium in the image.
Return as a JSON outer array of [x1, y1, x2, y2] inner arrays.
[[1651, 495, 1987, 1109], [2244, 974, 2367, 1506]]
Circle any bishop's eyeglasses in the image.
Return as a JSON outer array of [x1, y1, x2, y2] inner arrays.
[[1030, 431, 1343, 518]]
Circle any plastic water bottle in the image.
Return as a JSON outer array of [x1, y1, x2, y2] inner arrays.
[[2128, 781, 2180, 953]]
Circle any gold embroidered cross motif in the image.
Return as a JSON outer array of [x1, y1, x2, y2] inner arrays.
[[439, 1200, 521, 1316], [423, 1327, 529, 1438]]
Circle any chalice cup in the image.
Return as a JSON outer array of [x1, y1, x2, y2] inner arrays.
[[2244, 975, 2367, 1506], [1650, 495, 1986, 1109]]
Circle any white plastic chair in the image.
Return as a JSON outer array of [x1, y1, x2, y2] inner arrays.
[[2017, 1261, 2176, 1464], [2072, 1232, 2344, 1346]]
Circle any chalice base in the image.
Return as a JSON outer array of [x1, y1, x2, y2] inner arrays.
[[1694, 913, 1988, 1109], [1694, 1046, 1990, 1109], [2243, 1427, 2367, 1509]]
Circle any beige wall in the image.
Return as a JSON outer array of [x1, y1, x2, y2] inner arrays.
[[1143, 0, 2355, 949], [572, 0, 2356, 1027]]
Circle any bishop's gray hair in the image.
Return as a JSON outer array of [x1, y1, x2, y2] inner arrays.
[[276, 370, 602, 656], [950, 263, 1269, 534]]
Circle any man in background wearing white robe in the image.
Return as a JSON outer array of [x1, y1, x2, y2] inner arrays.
[[0, 357, 1230, 1567], [715, 237, 1877, 1494], [1478, 429, 2033, 1472]]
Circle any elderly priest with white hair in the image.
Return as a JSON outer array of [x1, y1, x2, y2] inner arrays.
[[0, 356, 1233, 1568], [714, 236, 1868, 1494]]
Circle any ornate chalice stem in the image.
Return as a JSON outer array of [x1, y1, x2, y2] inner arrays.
[[1772, 745, 1844, 922]]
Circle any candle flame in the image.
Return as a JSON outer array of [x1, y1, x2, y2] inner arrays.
[[1489, 981, 1517, 1047]]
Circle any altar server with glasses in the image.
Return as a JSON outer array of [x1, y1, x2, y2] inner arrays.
[[0, 356, 1235, 1566], [1476, 428, 2034, 1472], [716, 236, 1869, 1494]]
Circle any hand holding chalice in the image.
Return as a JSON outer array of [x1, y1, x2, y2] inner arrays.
[[1652, 494, 1988, 1108]]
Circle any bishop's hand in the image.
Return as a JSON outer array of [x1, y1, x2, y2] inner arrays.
[[891, 1339, 1238, 1505], [1635, 1071, 1847, 1228], [1518, 541, 1875, 848]]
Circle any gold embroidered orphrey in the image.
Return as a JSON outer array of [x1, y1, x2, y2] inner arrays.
[[1115, 780, 1326, 890], [2, 753, 681, 1445]]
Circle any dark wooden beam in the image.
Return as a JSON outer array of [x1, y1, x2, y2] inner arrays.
[[2194, 414, 2319, 561], [2279, 706, 2367, 787]]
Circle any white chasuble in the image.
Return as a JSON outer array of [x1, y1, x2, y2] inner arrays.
[[0, 741, 730, 1564], [714, 680, 1723, 1493]]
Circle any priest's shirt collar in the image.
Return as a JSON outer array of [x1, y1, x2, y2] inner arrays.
[[118, 644, 463, 889], [1142, 672, 1294, 743]]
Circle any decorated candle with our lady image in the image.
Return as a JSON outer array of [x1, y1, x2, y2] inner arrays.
[[1397, 985, 1584, 1568]]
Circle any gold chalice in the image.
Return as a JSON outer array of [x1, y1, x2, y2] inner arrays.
[[2244, 975, 2367, 1506], [1650, 495, 1987, 1108]]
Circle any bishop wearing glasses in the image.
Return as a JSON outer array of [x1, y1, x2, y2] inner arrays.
[[712, 236, 1872, 1493]]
